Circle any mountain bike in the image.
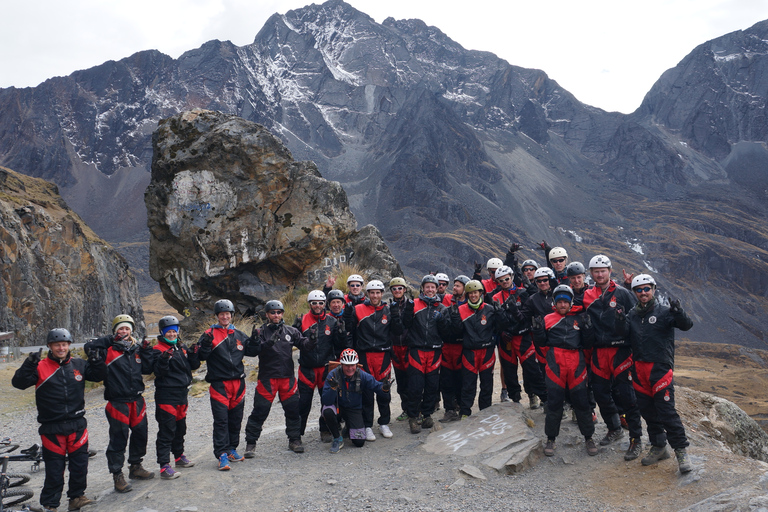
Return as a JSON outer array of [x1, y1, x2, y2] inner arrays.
[[0, 440, 34, 511]]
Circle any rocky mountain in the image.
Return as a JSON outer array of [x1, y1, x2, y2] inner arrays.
[[146, 109, 401, 322], [0, 166, 143, 345], [0, 1, 766, 347]]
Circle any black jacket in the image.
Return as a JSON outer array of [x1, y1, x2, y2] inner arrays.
[[583, 281, 637, 348], [197, 324, 251, 383], [153, 338, 201, 402], [401, 295, 452, 349], [294, 312, 347, 368], [619, 299, 693, 366], [250, 321, 315, 380], [450, 302, 511, 350], [344, 300, 403, 352], [84, 335, 153, 402]]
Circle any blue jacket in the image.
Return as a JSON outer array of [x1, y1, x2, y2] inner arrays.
[[321, 366, 386, 410]]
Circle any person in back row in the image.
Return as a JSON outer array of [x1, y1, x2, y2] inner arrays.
[[439, 275, 470, 422], [388, 278, 411, 422]]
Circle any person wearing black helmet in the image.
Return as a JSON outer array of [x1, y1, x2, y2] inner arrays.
[[531, 285, 597, 458], [196, 299, 252, 471], [521, 267, 558, 379], [13, 329, 106, 511], [84, 314, 155, 493], [151, 316, 200, 480], [325, 289, 350, 359], [245, 299, 316, 455]]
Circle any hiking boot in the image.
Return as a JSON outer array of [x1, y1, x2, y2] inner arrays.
[[228, 449, 244, 461], [112, 471, 132, 493], [160, 463, 179, 480], [330, 436, 344, 454], [585, 438, 599, 456], [409, 417, 422, 434], [543, 439, 556, 457], [440, 409, 460, 423], [68, 495, 94, 510], [320, 431, 334, 443], [620, 414, 629, 430], [128, 463, 154, 480], [511, 390, 522, 403], [396, 411, 409, 421], [244, 443, 256, 458], [500, 389, 510, 402], [624, 437, 642, 461], [365, 427, 376, 441], [641, 445, 671, 466], [218, 453, 231, 471], [175, 454, 194, 468], [599, 429, 624, 446], [421, 416, 434, 429], [675, 448, 693, 473], [379, 424, 393, 438], [289, 439, 305, 453], [529, 395, 540, 410]]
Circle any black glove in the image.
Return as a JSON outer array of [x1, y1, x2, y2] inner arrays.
[[450, 303, 460, 317], [539, 240, 547, 250], [615, 307, 626, 324], [669, 298, 681, 313], [113, 333, 125, 343], [328, 374, 340, 391], [161, 349, 173, 361], [188, 343, 199, 355], [509, 243, 520, 253], [474, 262, 483, 274], [531, 316, 544, 331], [580, 313, 592, 329], [335, 319, 346, 335], [88, 348, 103, 364], [491, 301, 501, 312], [389, 300, 400, 317], [200, 331, 214, 349], [251, 325, 260, 339], [141, 337, 152, 350], [308, 324, 318, 342], [381, 377, 392, 393], [28, 348, 43, 365]]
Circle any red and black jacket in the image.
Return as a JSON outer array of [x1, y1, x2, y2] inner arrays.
[[12, 352, 106, 434], [521, 289, 555, 322], [251, 322, 315, 379], [402, 295, 451, 349], [295, 312, 346, 368], [197, 324, 251, 383], [583, 281, 636, 348], [344, 300, 403, 352], [153, 339, 201, 401], [492, 287, 530, 335], [450, 302, 510, 350], [84, 335, 153, 402], [533, 311, 594, 350]]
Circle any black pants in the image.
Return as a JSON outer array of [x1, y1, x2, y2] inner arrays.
[[322, 405, 366, 448], [460, 346, 495, 417], [245, 377, 301, 443], [440, 343, 463, 411], [405, 348, 441, 418], [544, 347, 595, 440], [40, 428, 89, 509], [392, 345, 410, 411], [156, 402, 188, 466], [633, 361, 689, 449], [592, 347, 643, 438], [105, 397, 148, 473], [209, 378, 246, 457], [298, 365, 329, 436], [359, 351, 392, 427]]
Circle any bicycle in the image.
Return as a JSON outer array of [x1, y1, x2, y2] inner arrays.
[[1, 440, 34, 512]]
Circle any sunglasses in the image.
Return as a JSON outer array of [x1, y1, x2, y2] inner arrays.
[[522, 267, 536, 272], [497, 276, 511, 283], [551, 258, 566, 263], [348, 283, 362, 288], [309, 301, 325, 306], [535, 278, 550, 284], [267, 310, 284, 315], [634, 286, 653, 293], [391, 286, 405, 291]]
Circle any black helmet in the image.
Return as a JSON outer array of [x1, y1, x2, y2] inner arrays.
[[553, 284, 575, 304], [158, 315, 180, 331], [566, 262, 586, 277], [454, 275, 471, 285], [265, 300, 285, 313], [421, 275, 439, 287], [214, 299, 235, 314], [46, 328, 73, 344], [326, 290, 345, 302]]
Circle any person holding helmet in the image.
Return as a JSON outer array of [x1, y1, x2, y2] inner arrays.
[[245, 300, 316, 455], [13, 329, 106, 511], [493, 266, 547, 409], [583, 255, 644, 461], [343, 279, 403, 440], [84, 314, 155, 492], [401, 275, 452, 433], [196, 299, 252, 471], [450, 280, 515, 418], [388, 277, 411, 422], [293, 290, 346, 443], [325, 289, 350, 359], [531, 285, 598, 457], [321, 349, 392, 453], [151, 316, 200, 480], [439, 275, 469, 421], [616, 274, 694, 473]]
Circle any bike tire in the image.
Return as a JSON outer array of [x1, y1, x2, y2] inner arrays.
[[5, 472, 31, 487], [1, 486, 34, 506], [0, 443, 19, 455]]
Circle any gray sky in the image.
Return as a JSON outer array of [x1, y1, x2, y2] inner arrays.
[[3, 0, 767, 113]]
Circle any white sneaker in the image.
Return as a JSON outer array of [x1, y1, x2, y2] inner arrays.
[[365, 427, 376, 441], [379, 424, 393, 438]]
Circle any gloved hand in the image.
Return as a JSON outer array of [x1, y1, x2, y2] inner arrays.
[[264, 333, 276, 348], [381, 377, 392, 393], [389, 300, 400, 316], [491, 301, 501, 312], [615, 307, 626, 324], [308, 324, 318, 342], [450, 303, 459, 317], [509, 243, 520, 253], [539, 240, 547, 250], [328, 374, 340, 391], [474, 262, 483, 275], [188, 343, 199, 355], [88, 348, 103, 364], [141, 337, 152, 350], [200, 331, 214, 349], [531, 316, 544, 331], [580, 313, 592, 329], [251, 325, 260, 339], [28, 348, 43, 365], [335, 319, 346, 335], [669, 298, 682, 313], [161, 349, 173, 361]]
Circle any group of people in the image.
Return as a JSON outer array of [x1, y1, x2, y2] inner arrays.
[[13, 241, 695, 510]]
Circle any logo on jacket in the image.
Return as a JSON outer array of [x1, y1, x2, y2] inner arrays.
[[325, 328, 331, 336], [135, 356, 141, 364], [609, 300, 617, 308], [381, 315, 388, 325], [73, 369, 83, 382], [285, 335, 292, 342], [648, 316, 657, 324], [573, 321, 580, 330], [236, 340, 244, 351], [663, 389, 670, 401], [480, 315, 487, 325]]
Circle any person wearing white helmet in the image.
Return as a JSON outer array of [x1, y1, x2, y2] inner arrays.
[[245, 300, 316, 456], [472, 257, 504, 294], [343, 279, 403, 441], [521, 267, 558, 374], [388, 278, 411, 423], [538, 240, 570, 284], [531, 285, 598, 458], [293, 291, 347, 445], [322, 273, 367, 307], [616, 274, 694, 474], [583, 255, 644, 461]]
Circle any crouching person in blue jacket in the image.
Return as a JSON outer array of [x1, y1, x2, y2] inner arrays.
[[321, 349, 391, 453]]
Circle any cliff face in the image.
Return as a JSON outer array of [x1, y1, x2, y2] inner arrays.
[[0, 167, 143, 344], [145, 109, 401, 321]]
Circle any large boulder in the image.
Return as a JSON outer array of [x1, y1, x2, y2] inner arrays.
[[146, 109, 401, 321], [0, 166, 143, 345]]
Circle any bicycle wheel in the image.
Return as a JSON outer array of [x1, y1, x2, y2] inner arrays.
[[0, 443, 19, 455], [6, 472, 31, 487], [2, 486, 34, 506]]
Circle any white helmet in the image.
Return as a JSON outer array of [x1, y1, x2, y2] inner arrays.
[[549, 247, 568, 260], [495, 266, 513, 279], [534, 267, 555, 280], [486, 257, 503, 270], [307, 290, 326, 302], [339, 348, 359, 365], [589, 254, 612, 269], [631, 274, 656, 289], [521, 259, 539, 270], [366, 280, 385, 291], [347, 274, 364, 285], [435, 273, 450, 284]]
